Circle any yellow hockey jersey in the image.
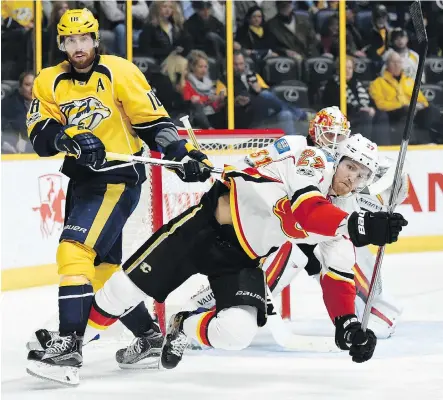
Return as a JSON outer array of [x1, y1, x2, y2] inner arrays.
[[2, 1, 34, 28], [27, 54, 175, 185]]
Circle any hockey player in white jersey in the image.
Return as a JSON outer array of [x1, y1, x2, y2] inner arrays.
[[80, 134, 407, 375], [186, 106, 406, 341]]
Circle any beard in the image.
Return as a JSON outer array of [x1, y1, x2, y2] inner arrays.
[[68, 50, 96, 70], [332, 180, 352, 196]]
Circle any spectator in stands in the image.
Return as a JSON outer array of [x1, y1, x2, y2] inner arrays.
[[88, 0, 148, 56], [146, 53, 195, 126], [345, 5, 366, 58], [267, 1, 319, 61], [234, 51, 312, 129], [139, 1, 191, 63], [182, 50, 226, 128], [319, 14, 339, 58], [45, 1, 69, 66], [382, 28, 421, 82], [1, 71, 34, 153], [235, 6, 278, 63], [232, 51, 295, 132], [363, 4, 390, 73], [235, 1, 277, 29], [184, 2, 225, 63], [369, 51, 442, 144], [322, 56, 389, 144], [1, 1, 34, 79]]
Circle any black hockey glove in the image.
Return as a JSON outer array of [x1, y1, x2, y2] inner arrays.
[[54, 125, 105, 169], [347, 211, 408, 247], [164, 139, 213, 182], [335, 314, 377, 363]]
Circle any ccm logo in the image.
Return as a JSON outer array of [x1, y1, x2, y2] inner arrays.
[[358, 212, 366, 235], [64, 225, 87, 233]]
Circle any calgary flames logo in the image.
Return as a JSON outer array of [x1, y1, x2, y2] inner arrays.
[[60, 97, 111, 130], [273, 197, 308, 239]]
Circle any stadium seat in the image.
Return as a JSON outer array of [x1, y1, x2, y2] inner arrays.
[[263, 57, 299, 85], [1, 83, 14, 100], [424, 57, 443, 84], [271, 81, 310, 109], [314, 9, 337, 32], [353, 58, 376, 82], [133, 57, 158, 74], [355, 10, 372, 33], [421, 84, 443, 110], [305, 57, 335, 85], [294, 10, 310, 20]]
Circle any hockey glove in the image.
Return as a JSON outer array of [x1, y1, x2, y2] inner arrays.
[[164, 139, 213, 182], [54, 125, 105, 169], [335, 314, 377, 363], [347, 211, 408, 247]]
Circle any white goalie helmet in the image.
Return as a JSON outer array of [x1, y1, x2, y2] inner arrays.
[[333, 134, 379, 192], [308, 106, 351, 150]]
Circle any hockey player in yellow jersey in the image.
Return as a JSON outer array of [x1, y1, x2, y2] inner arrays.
[[25, 8, 212, 385]]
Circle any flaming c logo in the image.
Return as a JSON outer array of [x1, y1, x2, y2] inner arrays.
[[273, 197, 308, 239]]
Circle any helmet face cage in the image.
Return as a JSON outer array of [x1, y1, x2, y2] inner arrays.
[[333, 134, 379, 193], [57, 32, 100, 52], [315, 124, 350, 149]]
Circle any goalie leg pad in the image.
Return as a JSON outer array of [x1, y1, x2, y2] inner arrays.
[[183, 305, 258, 350], [263, 242, 308, 295]]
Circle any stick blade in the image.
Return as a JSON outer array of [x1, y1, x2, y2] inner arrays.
[[409, 1, 427, 44]]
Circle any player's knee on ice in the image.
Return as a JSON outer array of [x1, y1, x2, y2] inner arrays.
[[207, 306, 258, 350]]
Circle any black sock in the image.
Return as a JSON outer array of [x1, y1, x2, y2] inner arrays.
[[58, 284, 94, 336], [119, 302, 155, 336]]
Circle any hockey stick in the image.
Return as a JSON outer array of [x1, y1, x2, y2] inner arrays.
[[266, 288, 338, 352], [361, 0, 428, 331], [105, 151, 224, 174], [180, 115, 200, 150]]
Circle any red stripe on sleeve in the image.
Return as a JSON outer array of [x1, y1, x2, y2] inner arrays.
[[321, 274, 356, 321], [293, 197, 348, 237]]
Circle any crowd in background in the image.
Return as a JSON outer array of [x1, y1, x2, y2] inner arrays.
[[2, 0, 443, 154]]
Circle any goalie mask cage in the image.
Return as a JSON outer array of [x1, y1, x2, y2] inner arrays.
[[122, 129, 292, 334]]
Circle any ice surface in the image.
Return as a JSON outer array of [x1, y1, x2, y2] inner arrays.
[[2, 252, 443, 400]]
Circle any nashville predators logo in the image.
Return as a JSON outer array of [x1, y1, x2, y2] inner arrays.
[[273, 197, 308, 239], [60, 97, 111, 130]]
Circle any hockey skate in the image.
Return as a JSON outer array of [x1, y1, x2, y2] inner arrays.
[[26, 333, 82, 386], [161, 312, 190, 369], [115, 325, 164, 369]]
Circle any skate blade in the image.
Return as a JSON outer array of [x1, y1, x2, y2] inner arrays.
[[118, 359, 160, 370], [26, 361, 80, 386]]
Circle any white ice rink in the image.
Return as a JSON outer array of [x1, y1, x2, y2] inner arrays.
[[2, 252, 443, 400]]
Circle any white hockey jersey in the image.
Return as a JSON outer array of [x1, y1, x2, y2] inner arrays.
[[224, 140, 358, 319], [223, 143, 355, 270]]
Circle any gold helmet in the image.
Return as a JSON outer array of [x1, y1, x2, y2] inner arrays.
[[57, 9, 99, 51]]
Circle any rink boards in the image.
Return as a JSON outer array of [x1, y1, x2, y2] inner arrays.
[[1, 145, 442, 291]]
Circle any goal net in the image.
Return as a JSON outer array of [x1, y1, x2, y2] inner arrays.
[[122, 129, 290, 333]]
